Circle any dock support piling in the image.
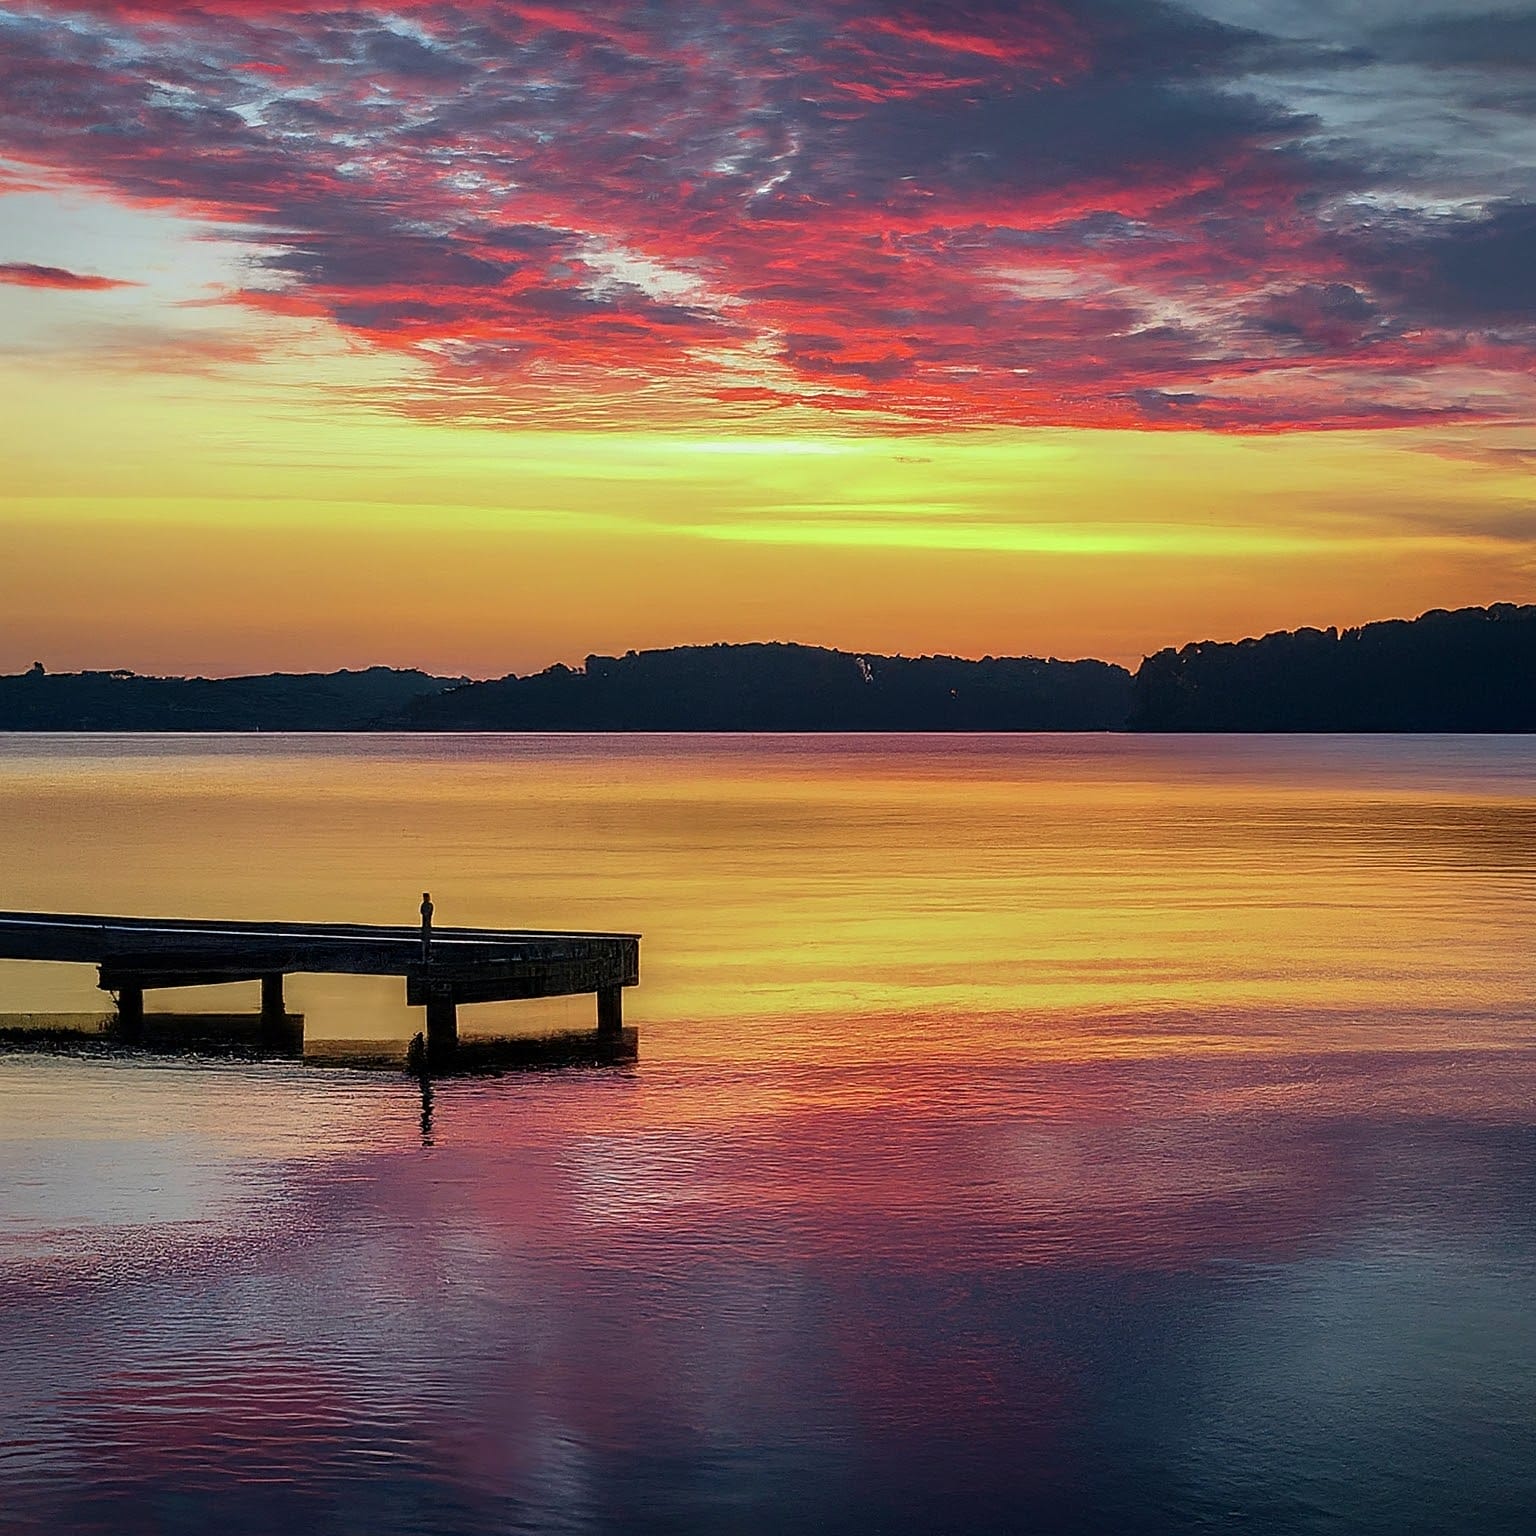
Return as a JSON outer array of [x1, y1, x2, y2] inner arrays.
[[596, 984, 623, 1037], [116, 982, 144, 1041], [259, 973, 288, 1046], [425, 986, 458, 1064], [260, 973, 285, 1024]]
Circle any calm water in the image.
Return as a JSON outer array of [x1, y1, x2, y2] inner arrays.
[[2, 734, 1535, 1534]]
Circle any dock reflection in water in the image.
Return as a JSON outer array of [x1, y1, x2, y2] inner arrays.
[[2, 734, 1536, 1535], [0, 1010, 638, 1072]]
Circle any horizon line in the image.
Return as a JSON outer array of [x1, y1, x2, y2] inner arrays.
[[8, 599, 1531, 685]]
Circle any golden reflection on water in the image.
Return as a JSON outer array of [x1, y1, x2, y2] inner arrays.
[[4, 737, 1536, 1534], [0, 734, 1531, 1060]]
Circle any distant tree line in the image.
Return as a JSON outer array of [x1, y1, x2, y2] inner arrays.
[[0, 666, 460, 731], [3, 605, 1533, 732], [400, 643, 1132, 731], [1129, 604, 1536, 731]]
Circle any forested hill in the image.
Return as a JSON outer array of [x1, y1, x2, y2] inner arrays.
[[7, 606, 1534, 731], [1130, 604, 1536, 731], [400, 644, 1134, 731], [0, 665, 462, 730]]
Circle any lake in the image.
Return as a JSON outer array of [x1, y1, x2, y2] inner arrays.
[[2, 734, 1534, 1534]]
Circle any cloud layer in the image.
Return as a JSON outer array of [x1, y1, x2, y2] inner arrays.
[[0, 260, 135, 290], [1, 0, 1533, 430]]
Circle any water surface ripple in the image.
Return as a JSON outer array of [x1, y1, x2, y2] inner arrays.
[[2, 734, 1534, 1534]]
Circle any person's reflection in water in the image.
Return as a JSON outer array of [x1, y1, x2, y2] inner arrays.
[[418, 1074, 434, 1145], [406, 1030, 434, 1145]]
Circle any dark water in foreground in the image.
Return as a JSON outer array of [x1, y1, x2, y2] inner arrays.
[[2, 734, 1535, 1534]]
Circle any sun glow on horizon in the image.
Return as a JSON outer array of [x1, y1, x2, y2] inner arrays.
[[3, 317, 1530, 676]]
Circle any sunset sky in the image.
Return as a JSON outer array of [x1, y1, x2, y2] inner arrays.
[[1, 0, 1532, 675]]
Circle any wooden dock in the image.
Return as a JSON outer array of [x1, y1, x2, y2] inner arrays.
[[0, 898, 639, 1067]]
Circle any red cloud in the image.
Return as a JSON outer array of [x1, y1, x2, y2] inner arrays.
[[860, 7, 1090, 70], [0, 261, 137, 291]]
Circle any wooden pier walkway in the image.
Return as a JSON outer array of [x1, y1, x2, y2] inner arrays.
[[0, 898, 639, 1064]]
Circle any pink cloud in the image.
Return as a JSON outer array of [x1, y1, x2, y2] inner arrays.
[[0, 260, 137, 291]]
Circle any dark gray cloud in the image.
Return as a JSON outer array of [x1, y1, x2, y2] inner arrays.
[[1414, 202, 1536, 320], [1372, 8, 1536, 68]]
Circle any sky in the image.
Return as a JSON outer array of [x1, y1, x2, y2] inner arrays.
[[1, 0, 1533, 675]]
